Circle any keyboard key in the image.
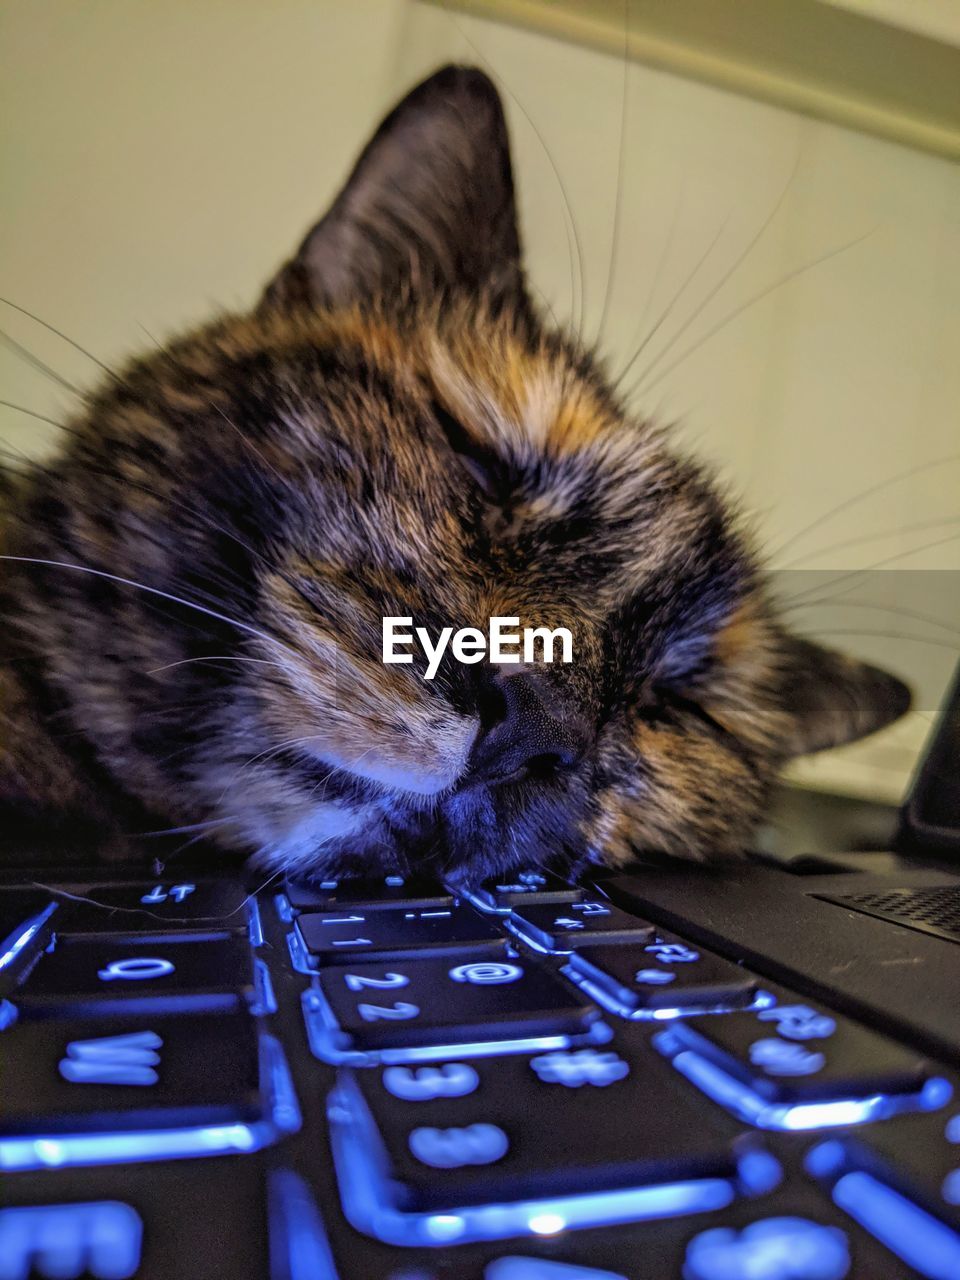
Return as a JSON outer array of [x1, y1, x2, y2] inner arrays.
[[566, 939, 758, 1016], [296, 906, 504, 967], [329, 1049, 773, 1243], [306, 953, 603, 1063], [51, 881, 250, 936], [0, 893, 57, 994], [806, 1138, 960, 1279], [507, 901, 653, 953], [656, 994, 945, 1129], [812, 1113, 960, 1236], [284, 874, 453, 913], [2, 1157, 269, 1279], [0, 1200, 144, 1280], [470, 870, 582, 912], [0, 1009, 261, 1143], [17, 934, 255, 1014], [269, 1169, 341, 1280]]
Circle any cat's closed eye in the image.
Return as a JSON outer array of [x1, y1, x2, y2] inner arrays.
[[429, 400, 506, 500]]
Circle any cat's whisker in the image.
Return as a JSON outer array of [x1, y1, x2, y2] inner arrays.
[[0, 555, 302, 660], [596, 0, 632, 344], [0, 295, 113, 375], [616, 217, 728, 392], [638, 229, 876, 395], [0, 441, 31, 468], [0, 325, 83, 394], [437, 0, 586, 338], [794, 628, 960, 655], [777, 599, 960, 643], [46, 456, 291, 605], [628, 149, 803, 391], [211, 403, 291, 490], [769, 452, 960, 561], [134, 816, 236, 837], [774, 515, 960, 570], [0, 399, 79, 435], [621, 181, 687, 377], [777, 530, 960, 607], [145, 655, 289, 676], [226, 734, 330, 787]]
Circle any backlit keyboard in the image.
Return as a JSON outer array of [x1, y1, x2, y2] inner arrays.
[[3, 869, 960, 1279]]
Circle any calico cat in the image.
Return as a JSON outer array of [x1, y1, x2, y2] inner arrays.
[[0, 65, 909, 883]]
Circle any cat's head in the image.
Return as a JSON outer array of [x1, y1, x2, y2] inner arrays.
[[9, 67, 910, 880]]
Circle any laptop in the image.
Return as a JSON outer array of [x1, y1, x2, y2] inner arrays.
[[2, 664, 959, 1280]]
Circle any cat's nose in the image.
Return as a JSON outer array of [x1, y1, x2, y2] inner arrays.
[[468, 671, 591, 786]]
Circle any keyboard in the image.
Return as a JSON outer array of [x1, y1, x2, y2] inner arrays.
[[3, 865, 960, 1280]]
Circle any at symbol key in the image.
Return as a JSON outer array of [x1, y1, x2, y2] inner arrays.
[[308, 952, 601, 1062]]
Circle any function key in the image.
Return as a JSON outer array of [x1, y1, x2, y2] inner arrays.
[[295, 905, 504, 968], [16, 934, 255, 1015], [469, 870, 582, 912], [306, 952, 603, 1063], [567, 937, 758, 1017], [656, 995, 946, 1129], [284, 874, 454, 914], [51, 881, 250, 937], [508, 901, 654, 953], [329, 1049, 773, 1244]]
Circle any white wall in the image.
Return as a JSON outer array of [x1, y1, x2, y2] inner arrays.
[[3, 0, 958, 800]]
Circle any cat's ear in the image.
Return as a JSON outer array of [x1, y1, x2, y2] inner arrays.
[[778, 635, 911, 755], [259, 65, 528, 315]]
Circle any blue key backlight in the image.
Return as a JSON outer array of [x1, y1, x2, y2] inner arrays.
[[530, 1050, 629, 1089], [409, 1122, 510, 1169], [747, 1038, 826, 1078], [683, 1216, 850, 1280], [0, 1202, 143, 1280], [97, 957, 176, 983], [383, 1063, 480, 1101], [831, 1168, 960, 1280], [58, 1030, 163, 1087], [756, 1006, 837, 1041], [449, 961, 524, 986]]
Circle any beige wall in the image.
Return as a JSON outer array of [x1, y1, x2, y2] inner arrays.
[[3, 0, 958, 800]]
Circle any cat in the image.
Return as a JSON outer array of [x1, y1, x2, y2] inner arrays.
[[0, 65, 910, 884]]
